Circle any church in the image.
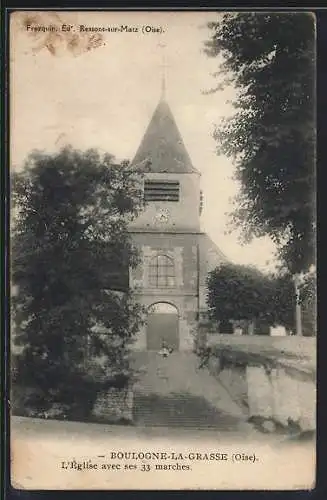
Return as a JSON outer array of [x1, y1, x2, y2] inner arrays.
[[128, 93, 227, 351]]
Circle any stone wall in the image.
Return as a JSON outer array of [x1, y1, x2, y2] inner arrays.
[[130, 233, 200, 351], [92, 387, 134, 423], [246, 365, 316, 431], [130, 233, 200, 292], [210, 363, 315, 433], [205, 337, 316, 434]]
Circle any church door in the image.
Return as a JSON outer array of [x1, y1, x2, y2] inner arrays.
[[146, 302, 179, 351]]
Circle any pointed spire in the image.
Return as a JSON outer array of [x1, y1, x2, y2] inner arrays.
[[132, 41, 200, 175], [132, 100, 199, 174]]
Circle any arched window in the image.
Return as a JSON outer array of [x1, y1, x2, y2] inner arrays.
[[149, 255, 175, 287]]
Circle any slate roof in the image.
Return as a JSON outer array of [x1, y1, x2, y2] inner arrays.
[[132, 99, 199, 174], [199, 233, 229, 268]]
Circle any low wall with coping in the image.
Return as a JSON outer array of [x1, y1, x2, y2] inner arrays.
[[206, 334, 316, 361]]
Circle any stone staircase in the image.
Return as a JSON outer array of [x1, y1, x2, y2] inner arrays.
[[131, 351, 247, 429]]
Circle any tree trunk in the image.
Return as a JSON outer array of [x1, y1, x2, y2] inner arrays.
[[248, 320, 255, 336]]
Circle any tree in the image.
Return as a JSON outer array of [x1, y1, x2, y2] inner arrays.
[[268, 272, 296, 332], [205, 13, 315, 274], [267, 270, 316, 335], [299, 271, 316, 335], [206, 263, 301, 333], [11, 146, 145, 414], [206, 263, 274, 330]]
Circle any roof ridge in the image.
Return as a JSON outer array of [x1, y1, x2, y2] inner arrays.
[[200, 233, 229, 262]]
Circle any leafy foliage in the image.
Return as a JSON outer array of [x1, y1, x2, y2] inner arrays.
[[11, 146, 145, 413], [205, 13, 315, 273], [207, 264, 298, 331], [299, 272, 316, 307], [207, 263, 274, 324], [299, 272, 316, 335], [268, 273, 296, 331]]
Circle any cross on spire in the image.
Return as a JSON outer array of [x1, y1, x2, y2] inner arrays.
[[158, 41, 168, 100]]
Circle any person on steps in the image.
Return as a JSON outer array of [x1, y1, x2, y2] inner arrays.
[[158, 340, 173, 358]]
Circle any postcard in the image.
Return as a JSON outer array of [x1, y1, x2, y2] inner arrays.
[[9, 10, 316, 490]]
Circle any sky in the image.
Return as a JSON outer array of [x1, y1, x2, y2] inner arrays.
[[10, 10, 277, 272]]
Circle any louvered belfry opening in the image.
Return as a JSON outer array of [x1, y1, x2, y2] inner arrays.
[[144, 180, 180, 202]]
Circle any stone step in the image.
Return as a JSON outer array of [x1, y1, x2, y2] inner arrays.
[[133, 391, 247, 430], [131, 351, 246, 422]]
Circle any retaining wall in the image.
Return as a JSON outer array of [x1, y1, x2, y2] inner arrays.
[[206, 336, 316, 432]]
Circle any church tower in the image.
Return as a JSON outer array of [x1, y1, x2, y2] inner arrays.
[[129, 81, 227, 351], [129, 98, 202, 233]]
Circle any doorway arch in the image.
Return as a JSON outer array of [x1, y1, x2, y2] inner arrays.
[[146, 302, 179, 351]]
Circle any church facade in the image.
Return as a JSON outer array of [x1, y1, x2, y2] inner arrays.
[[129, 97, 227, 351]]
